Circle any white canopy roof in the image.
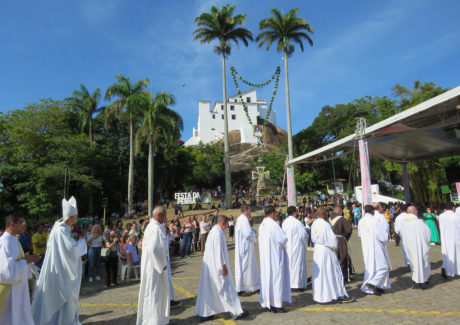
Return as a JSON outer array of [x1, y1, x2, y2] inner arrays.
[[290, 85, 460, 164]]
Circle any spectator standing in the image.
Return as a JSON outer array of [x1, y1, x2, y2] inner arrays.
[[181, 217, 194, 258], [200, 216, 209, 254], [31, 224, 49, 268], [192, 216, 200, 251], [104, 232, 119, 286], [304, 211, 314, 249], [87, 224, 103, 282], [228, 216, 235, 241], [352, 203, 361, 227]]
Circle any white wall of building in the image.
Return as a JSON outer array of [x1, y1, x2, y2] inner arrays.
[[185, 89, 277, 146]]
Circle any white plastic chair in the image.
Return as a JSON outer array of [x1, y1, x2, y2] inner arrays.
[[118, 252, 140, 282]]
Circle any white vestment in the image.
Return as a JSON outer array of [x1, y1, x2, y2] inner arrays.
[[311, 218, 348, 303], [394, 212, 410, 264], [32, 221, 84, 325], [234, 214, 260, 292], [0, 232, 34, 325], [374, 211, 391, 269], [258, 217, 291, 309], [195, 225, 243, 317], [137, 220, 170, 325], [358, 213, 391, 293], [282, 216, 308, 289], [399, 214, 431, 283], [160, 225, 174, 300], [438, 210, 460, 277]]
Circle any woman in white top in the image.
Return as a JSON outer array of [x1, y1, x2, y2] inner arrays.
[[87, 224, 103, 282]]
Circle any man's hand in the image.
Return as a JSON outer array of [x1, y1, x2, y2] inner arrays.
[[25, 254, 41, 264], [222, 264, 228, 276]]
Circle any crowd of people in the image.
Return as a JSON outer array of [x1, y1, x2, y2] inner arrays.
[[1, 194, 459, 324]]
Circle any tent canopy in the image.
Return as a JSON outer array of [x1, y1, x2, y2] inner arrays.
[[290, 86, 460, 164]]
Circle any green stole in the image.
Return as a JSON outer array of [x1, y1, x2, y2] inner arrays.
[[0, 237, 25, 314]]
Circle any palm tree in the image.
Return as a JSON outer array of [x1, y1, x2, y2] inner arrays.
[[136, 92, 182, 218], [194, 4, 253, 209], [256, 8, 314, 206], [104, 74, 151, 213], [69, 84, 104, 146]]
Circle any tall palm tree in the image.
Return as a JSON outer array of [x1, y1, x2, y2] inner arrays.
[[136, 92, 182, 218], [256, 8, 314, 206], [194, 4, 253, 209], [69, 84, 104, 146], [68, 84, 105, 215], [104, 74, 151, 213]]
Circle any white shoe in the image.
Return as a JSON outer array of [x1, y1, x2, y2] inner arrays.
[[95, 276, 101, 281], [88, 277, 93, 282], [430, 243, 436, 246]]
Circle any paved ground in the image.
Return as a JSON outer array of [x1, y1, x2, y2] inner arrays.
[[79, 224, 460, 324]]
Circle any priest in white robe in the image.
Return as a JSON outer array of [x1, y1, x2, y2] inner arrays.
[[195, 215, 247, 321], [438, 202, 460, 278], [32, 196, 86, 325], [0, 215, 41, 325], [394, 206, 410, 265], [373, 203, 391, 269], [399, 206, 431, 288], [311, 207, 352, 304], [234, 204, 260, 295], [137, 206, 170, 325], [282, 206, 308, 290], [358, 205, 391, 295], [258, 205, 291, 313]]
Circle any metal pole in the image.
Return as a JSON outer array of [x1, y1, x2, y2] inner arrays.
[[331, 156, 337, 194]]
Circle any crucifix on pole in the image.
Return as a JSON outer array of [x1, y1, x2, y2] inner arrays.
[[252, 166, 270, 197]]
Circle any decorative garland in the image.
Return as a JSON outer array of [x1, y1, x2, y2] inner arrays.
[[230, 65, 280, 161]]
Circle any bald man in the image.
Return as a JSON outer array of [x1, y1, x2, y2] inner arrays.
[[137, 206, 170, 325]]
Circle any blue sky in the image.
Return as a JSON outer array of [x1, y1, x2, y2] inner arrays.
[[1, 0, 459, 142]]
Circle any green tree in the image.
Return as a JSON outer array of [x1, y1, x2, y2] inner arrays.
[[256, 8, 314, 205], [69, 84, 105, 145], [104, 74, 151, 214], [194, 4, 253, 209], [136, 92, 182, 217]]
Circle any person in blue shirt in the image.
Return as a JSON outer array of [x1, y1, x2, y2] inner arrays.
[[352, 203, 361, 227]]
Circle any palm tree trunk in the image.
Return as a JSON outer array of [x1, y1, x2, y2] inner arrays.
[[148, 140, 154, 218], [222, 54, 232, 210], [88, 117, 94, 216], [284, 48, 297, 206], [128, 119, 135, 214]]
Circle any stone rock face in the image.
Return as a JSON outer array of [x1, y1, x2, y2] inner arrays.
[[224, 122, 287, 173]]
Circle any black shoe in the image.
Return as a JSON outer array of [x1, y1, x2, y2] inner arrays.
[[338, 296, 355, 303], [232, 311, 249, 320], [199, 315, 214, 322], [441, 268, 447, 279], [368, 284, 381, 296], [170, 300, 182, 308], [270, 306, 287, 313], [375, 287, 385, 294], [291, 288, 306, 292]]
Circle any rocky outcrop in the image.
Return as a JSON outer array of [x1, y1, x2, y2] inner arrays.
[[224, 122, 287, 173]]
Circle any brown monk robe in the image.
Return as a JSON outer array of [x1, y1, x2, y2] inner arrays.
[[329, 206, 354, 282]]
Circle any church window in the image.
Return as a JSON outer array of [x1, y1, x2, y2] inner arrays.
[[212, 114, 215, 119], [230, 105, 234, 111], [246, 97, 251, 103], [221, 105, 223, 110], [232, 115, 236, 120], [221, 114, 224, 119]]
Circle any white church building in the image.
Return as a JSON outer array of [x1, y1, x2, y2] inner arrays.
[[184, 89, 277, 146]]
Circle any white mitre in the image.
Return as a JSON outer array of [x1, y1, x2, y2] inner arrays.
[[62, 196, 78, 221]]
